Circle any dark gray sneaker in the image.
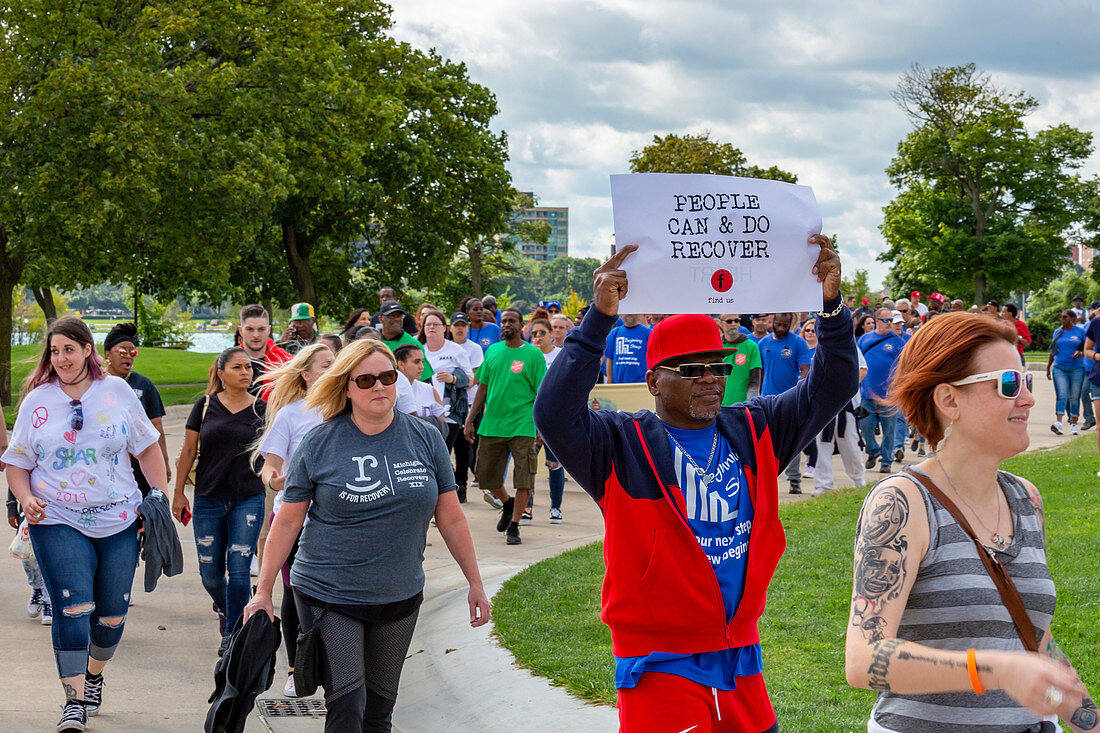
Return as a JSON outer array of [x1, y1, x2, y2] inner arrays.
[[83, 673, 103, 716], [496, 497, 515, 533], [506, 522, 522, 545]]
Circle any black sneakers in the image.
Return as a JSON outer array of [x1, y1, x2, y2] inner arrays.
[[506, 522, 522, 545], [456, 487, 467, 503], [496, 497, 515, 533], [788, 482, 802, 495], [83, 672, 103, 716], [864, 456, 876, 470], [57, 699, 88, 732]]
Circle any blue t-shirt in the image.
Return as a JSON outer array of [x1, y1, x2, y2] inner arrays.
[[468, 322, 501, 352], [615, 424, 763, 691], [1051, 325, 1086, 369], [758, 333, 812, 396], [1087, 318, 1100, 382], [858, 331, 906, 400], [747, 333, 766, 344], [603, 324, 651, 384]]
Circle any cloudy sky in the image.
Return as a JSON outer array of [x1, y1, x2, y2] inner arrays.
[[390, 1, 1100, 288]]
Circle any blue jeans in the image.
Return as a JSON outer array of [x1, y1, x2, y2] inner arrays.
[[192, 493, 265, 634], [894, 413, 909, 454], [544, 443, 565, 510], [28, 522, 139, 678], [860, 399, 898, 467], [1082, 372, 1095, 422], [1052, 365, 1085, 418]]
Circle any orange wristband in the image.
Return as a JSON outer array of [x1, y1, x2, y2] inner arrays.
[[967, 648, 985, 695]]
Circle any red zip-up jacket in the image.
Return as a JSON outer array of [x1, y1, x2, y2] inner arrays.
[[534, 299, 857, 658]]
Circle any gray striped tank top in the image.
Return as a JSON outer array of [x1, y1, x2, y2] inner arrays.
[[867, 469, 1057, 733]]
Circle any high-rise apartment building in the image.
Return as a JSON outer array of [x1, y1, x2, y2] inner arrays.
[[515, 192, 568, 262]]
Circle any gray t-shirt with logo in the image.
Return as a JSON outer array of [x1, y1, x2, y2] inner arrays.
[[283, 410, 456, 605]]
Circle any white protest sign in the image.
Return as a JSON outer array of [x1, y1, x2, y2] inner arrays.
[[610, 173, 824, 314]]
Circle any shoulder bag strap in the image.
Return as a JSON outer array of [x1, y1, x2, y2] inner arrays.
[[903, 468, 1038, 652], [197, 394, 210, 457]]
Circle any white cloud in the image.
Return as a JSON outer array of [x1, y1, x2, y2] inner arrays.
[[391, 0, 1100, 290]]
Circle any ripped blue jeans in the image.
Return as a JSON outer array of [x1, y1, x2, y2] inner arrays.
[[192, 493, 264, 635], [28, 521, 139, 678]]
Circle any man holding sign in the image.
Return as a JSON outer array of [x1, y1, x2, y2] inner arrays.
[[534, 235, 858, 733]]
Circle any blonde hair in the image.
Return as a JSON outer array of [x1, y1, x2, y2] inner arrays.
[[250, 343, 333, 468], [305, 338, 397, 420]]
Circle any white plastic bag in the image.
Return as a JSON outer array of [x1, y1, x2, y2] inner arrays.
[[8, 519, 33, 560]]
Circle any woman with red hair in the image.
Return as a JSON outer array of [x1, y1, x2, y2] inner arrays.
[[844, 313, 1096, 732]]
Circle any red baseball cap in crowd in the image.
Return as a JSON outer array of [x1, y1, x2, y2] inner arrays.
[[929, 292, 945, 302], [861, 297, 870, 305], [911, 290, 922, 300], [646, 314, 731, 370]]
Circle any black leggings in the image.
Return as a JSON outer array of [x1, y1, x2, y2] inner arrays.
[[294, 592, 420, 733], [281, 531, 301, 667], [448, 423, 473, 490]]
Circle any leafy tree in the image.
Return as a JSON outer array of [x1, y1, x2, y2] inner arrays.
[[629, 132, 797, 182], [879, 64, 1097, 305], [840, 269, 871, 305]]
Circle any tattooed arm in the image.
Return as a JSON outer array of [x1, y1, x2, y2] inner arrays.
[[844, 480, 1084, 714], [1039, 629, 1098, 731]]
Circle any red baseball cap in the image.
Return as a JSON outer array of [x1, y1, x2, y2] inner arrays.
[[861, 297, 870, 305], [929, 292, 945, 302], [646, 314, 731, 370], [911, 291, 921, 299]]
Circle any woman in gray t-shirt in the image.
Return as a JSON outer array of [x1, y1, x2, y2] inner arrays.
[[845, 313, 1095, 732], [244, 338, 489, 732]]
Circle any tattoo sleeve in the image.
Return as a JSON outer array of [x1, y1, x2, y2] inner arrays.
[[852, 487, 910, 643], [867, 638, 902, 692]]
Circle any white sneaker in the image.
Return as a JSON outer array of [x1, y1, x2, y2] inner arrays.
[[803, 465, 815, 479], [27, 588, 43, 618], [1051, 422, 1064, 435], [1071, 424, 1080, 436], [811, 487, 831, 496], [41, 601, 53, 625], [250, 555, 259, 577], [482, 490, 503, 509], [283, 674, 297, 698], [549, 508, 563, 524]]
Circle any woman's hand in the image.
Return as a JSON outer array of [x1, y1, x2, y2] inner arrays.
[[269, 472, 286, 493], [21, 496, 48, 524], [243, 589, 275, 623], [988, 650, 1086, 717], [172, 491, 191, 524], [8, 515, 18, 529], [1046, 370, 1052, 381], [436, 370, 455, 384], [468, 585, 491, 627]]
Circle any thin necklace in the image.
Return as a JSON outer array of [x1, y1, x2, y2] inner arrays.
[[662, 422, 719, 487], [936, 457, 1010, 550]]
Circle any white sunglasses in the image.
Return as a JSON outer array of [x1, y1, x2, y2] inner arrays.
[[949, 369, 1033, 399]]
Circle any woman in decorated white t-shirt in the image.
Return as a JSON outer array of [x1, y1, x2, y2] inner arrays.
[[4, 316, 166, 731]]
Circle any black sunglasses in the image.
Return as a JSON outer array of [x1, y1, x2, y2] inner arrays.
[[69, 399, 84, 431], [348, 370, 399, 390], [655, 362, 733, 379]]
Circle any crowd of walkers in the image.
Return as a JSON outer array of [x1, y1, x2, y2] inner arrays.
[[5, 268, 1099, 732]]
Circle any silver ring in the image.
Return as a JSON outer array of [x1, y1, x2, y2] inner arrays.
[[1044, 686, 1064, 707]]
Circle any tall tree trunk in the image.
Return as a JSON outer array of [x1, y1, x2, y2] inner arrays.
[[282, 221, 317, 306], [470, 241, 483, 297], [0, 230, 28, 405], [31, 286, 57, 324], [974, 273, 987, 307]]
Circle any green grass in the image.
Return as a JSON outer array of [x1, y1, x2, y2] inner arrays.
[[493, 437, 1100, 729]]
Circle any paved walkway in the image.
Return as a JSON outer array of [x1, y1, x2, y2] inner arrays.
[[0, 371, 1085, 731]]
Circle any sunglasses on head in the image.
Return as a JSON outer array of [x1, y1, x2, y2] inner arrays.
[[655, 362, 733, 379], [69, 399, 83, 431], [348, 370, 399, 390], [949, 369, 1033, 399]]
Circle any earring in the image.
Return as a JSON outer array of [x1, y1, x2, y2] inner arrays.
[[937, 421, 953, 452]]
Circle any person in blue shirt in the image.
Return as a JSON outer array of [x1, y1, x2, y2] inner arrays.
[[604, 314, 651, 383], [889, 311, 914, 462], [460, 296, 502, 352], [1046, 309, 1087, 436], [758, 313, 812, 492], [857, 308, 907, 474], [748, 314, 771, 344]]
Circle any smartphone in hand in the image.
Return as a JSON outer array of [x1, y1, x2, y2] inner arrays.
[[181, 507, 192, 526]]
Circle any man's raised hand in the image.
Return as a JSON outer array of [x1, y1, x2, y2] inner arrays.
[[809, 234, 842, 302], [592, 244, 639, 317]]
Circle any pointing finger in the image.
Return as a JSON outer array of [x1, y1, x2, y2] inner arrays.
[[597, 243, 639, 273]]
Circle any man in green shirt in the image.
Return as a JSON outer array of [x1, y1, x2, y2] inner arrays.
[[718, 313, 762, 405], [464, 308, 547, 545], [379, 301, 433, 381]]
